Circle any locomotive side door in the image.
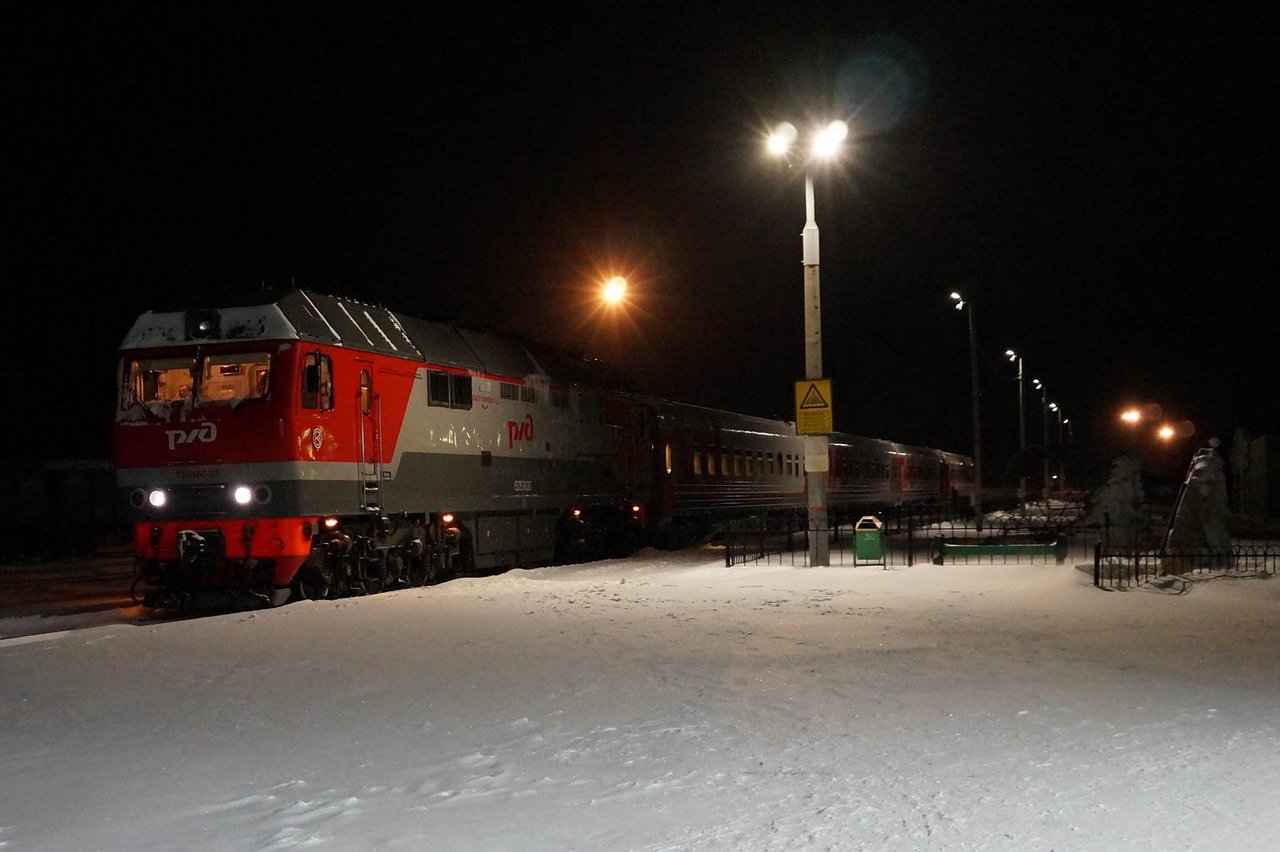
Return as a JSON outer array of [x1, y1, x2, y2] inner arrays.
[[355, 362, 382, 510]]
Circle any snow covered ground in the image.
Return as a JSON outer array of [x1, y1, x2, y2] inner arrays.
[[2, 546, 1279, 851]]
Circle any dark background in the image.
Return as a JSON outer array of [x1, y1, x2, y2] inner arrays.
[[10, 3, 1276, 491]]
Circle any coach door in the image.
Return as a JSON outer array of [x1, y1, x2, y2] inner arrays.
[[890, 456, 905, 505], [356, 364, 382, 510]]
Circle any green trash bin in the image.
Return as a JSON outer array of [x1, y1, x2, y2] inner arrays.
[[854, 515, 885, 566]]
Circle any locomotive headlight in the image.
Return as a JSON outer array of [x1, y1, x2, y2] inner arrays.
[[233, 486, 253, 505], [441, 512, 455, 525], [148, 489, 167, 508]]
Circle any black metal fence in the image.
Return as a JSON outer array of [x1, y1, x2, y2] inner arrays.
[[722, 506, 1101, 569], [1092, 544, 1280, 589], [721, 507, 1280, 592]]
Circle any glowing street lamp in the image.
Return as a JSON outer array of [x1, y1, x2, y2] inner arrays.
[[1006, 349, 1026, 511], [1156, 424, 1177, 442], [948, 291, 983, 526], [1120, 408, 1142, 425], [766, 118, 849, 566], [602, 276, 627, 306]]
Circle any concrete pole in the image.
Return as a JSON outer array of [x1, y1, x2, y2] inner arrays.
[[1017, 357, 1026, 511], [1041, 390, 1050, 505], [802, 174, 829, 566]]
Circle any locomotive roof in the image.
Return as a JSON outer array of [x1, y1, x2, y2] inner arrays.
[[118, 289, 547, 379]]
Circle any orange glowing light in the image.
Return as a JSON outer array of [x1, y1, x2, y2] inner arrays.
[[602, 276, 627, 305], [1156, 425, 1176, 441], [1120, 408, 1142, 424]]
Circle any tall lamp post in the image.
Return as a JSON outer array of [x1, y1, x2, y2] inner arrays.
[[1048, 401, 1065, 494], [767, 119, 848, 567], [1048, 402, 1064, 443], [950, 291, 983, 528], [1032, 378, 1049, 504], [1005, 349, 1026, 512]]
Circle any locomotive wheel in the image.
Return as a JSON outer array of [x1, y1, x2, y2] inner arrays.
[[406, 554, 429, 587], [422, 547, 455, 585], [291, 564, 332, 601]]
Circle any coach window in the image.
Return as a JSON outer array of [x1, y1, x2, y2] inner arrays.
[[707, 451, 717, 477], [451, 374, 472, 410], [665, 443, 673, 475], [301, 352, 333, 410], [359, 370, 372, 415], [428, 371, 451, 407], [693, 450, 702, 476]]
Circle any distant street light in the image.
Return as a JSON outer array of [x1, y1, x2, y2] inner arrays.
[[767, 119, 849, 566], [1005, 349, 1026, 512], [951, 291, 983, 527], [1032, 378, 1050, 504], [1048, 402, 1063, 443]]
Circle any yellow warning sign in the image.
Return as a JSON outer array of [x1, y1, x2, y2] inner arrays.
[[794, 379, 833, 434]]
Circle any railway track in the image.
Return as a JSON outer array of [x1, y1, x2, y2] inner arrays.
[[0, 549, 143, 617]]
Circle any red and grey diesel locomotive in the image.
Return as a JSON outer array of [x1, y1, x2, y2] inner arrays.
[[112, 289, 973, 608]]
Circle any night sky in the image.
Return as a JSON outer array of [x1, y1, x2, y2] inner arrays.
[[12, 4, 1275, 485]]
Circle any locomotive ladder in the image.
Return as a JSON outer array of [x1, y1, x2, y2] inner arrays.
[[359, 396, 385, 512]]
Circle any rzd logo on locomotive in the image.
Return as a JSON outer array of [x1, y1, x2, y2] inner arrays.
[[506, 414, 534, 449], [165, 421, 218, 451]]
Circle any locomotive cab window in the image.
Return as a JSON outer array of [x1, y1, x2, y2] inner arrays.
[[198, 352, 271, 406], [124, 356, 195, 412], [301, 352, 333, 410]]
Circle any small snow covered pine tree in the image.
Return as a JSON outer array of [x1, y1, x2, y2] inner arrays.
[[1085, 453, 1147, 548]]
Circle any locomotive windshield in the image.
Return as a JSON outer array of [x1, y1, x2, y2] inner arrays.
[[125, 351, 271, 413]]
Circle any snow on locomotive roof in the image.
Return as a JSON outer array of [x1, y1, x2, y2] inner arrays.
[[118, 289, 547, 380]]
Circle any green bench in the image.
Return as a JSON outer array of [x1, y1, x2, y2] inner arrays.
[[932, 540, 1066, 564]]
